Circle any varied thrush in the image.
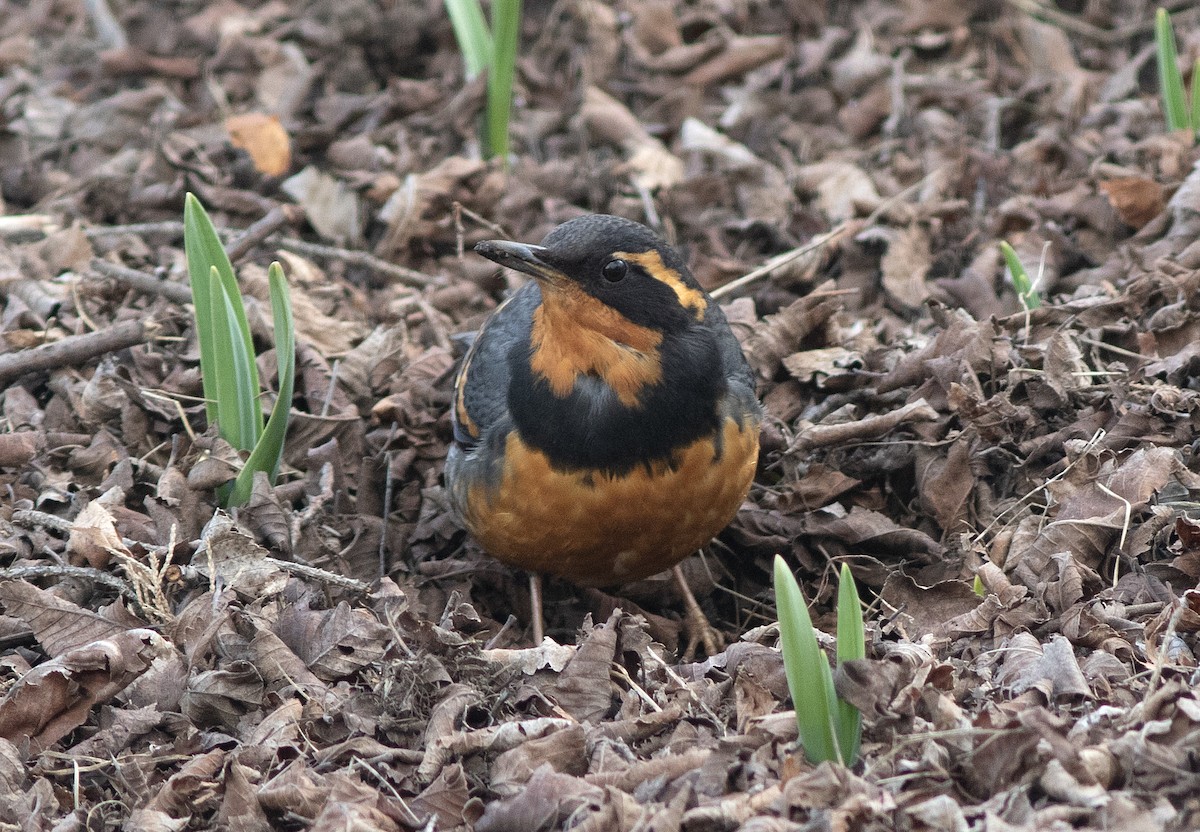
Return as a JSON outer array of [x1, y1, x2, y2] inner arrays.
[[446, 214, 761, 638]]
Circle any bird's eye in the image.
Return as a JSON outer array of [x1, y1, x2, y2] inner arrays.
[[602, 259, 628, 283]]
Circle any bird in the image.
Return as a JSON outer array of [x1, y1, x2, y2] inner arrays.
[[445, 214, 761, 648]]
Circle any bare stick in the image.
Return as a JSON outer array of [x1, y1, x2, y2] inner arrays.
[[90, 259, 193, 305], [275, 238, 442, 288], [0, 319, 153, 385], [226, 205, 303, 263], [85, 221, 187, 239]]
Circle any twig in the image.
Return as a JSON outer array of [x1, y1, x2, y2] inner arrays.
[[710, 225, 854, 300], [275, 238, 442, 288], [1095, 481, 1132, 587], [226, 204, 304, 263], [1145, 603, 1186, 696], [262, 556, 370, 592], [711, 170, 940, 300], [452, 202, 508, 237], [90, 259, 193, 305], [11, 509, 73, 534], [0, 214, 58, 238], [1, 278, 64, 320], [0, 319, 154, 386], [85, 221, 187, 239], [0, 563, 140, 605]]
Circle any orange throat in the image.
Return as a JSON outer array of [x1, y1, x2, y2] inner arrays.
[[529, 284, 663, 407]]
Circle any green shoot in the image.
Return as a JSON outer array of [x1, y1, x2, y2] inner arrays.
[[445, 0, 491, 79], [774, 556, 864, 766], [444, 0, 523, 161], [999, 241, 1042, 311], [834, 563, 864, 765], [1191, 56, 1200, 134], [183, 194, 296, 507], [1156, 8, 1191, 135], [487, 0, 522, 160], [973, 574, 986, 597]]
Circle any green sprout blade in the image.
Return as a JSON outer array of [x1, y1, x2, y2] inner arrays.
[[999, 241, 1040, 310], [774, 555, 841, 765], [230, 262, 295, 506], [834, 563, 864, 766], [184, 194, 223, 423], [184, 194, 260, 422], [445, 0, 493, 79], [973, 574, 986, 597], [1191, 56, 1200, 142], [1157, 8, 1190, 132], [486, 0, 522, 161], [209, 268, 261, 455]]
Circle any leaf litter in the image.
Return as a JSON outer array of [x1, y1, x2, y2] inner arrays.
[[2, 0, 1200, 829]]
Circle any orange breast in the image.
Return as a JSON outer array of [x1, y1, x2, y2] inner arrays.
[[463, 416, 759, 586]]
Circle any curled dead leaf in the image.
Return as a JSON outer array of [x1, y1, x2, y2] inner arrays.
[[225, 112, 291, 177], [0, 629, 170, 752], [1100, 177, 1164, 229]]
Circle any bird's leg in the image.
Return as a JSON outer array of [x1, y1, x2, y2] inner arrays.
[[529, 572, 545, 644], [674, 564, 724, 660]]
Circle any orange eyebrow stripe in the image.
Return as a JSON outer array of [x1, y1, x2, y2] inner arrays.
[[617, 250, 707, 321]]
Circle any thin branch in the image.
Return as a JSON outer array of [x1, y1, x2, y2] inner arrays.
[[275, 238, 443, 288], [90, 259, 193, 305], [0, 319, 154, 385]]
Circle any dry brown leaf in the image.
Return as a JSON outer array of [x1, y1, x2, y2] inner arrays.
[[225, 112, 291, 177], [742, 286, 841, 380], [796, 160, 880, 222], [878, 225, 933, 311], [0, 580, 136, 657], [1100, 177, 1165, 228], [276, 602, 389, 680], [781, 347, 863, 387], [476, 765, 605, 832], [580, 86, 683, 190], [0, 628, 169, 752], [996, 633, 1092, 700], [281, 165, 360, 243], [217, 760, 272, 832], [682, 35, 787, 86], [878, 572, 981, 640], [66, 498, 130, 568], [180, 662, 265, 731], [196, 520, 289, 600], [916, 437, 974, 535], [546, 610, 621, 723], [490, 724, 588, 795], [141, 749, 228, 819], [411, 763, 475, 829], [243, 256, 366, 356]]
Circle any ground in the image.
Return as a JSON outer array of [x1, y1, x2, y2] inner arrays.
[[1, 0, 1200, 829]]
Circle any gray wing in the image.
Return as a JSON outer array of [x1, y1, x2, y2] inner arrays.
[[452, 281, 542, 449], [703, 299, 761, 419]]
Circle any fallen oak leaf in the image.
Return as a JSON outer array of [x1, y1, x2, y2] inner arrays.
[[0, 628, 170, 753], [580, 86, 683, 190]]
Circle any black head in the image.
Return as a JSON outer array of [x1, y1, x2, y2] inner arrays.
[[474, 215, 708, 332]]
